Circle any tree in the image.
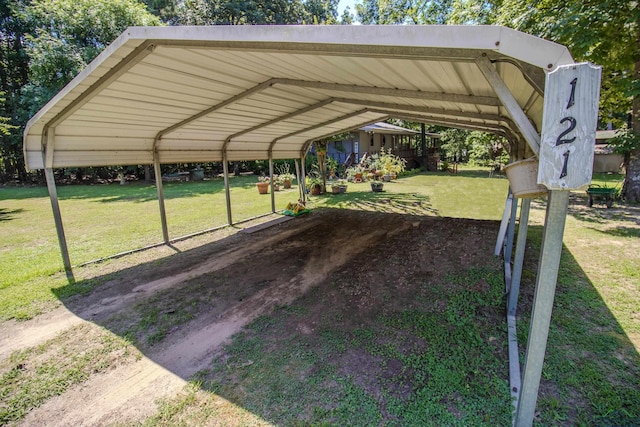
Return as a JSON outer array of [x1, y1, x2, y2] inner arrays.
[[178, 0, 312, 25], [304, 0, 339, 24], [0, 0, 160, 181], [0, 0, 30, 180], [141, 0, 180, 23], [496, 0, 640, 201], [355, 0, 453, 24], [466, 131, 509, 166], [340, 6, 354, 24], [448, 0, 501, 25], [439, 128, 471, 162]]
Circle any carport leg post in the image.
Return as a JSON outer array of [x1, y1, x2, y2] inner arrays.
[[300, 155, 308, 203], [269, 157, 275, 213], [505, 194, 519, 264], [153, 159, 169, 244], [44, 167, 74, 281], [509, 198, 531, 316], [515, 190, 569, 427], [294, 159, 303, 202], [223, 153, 232, 225], [495, 190, 513, 255]]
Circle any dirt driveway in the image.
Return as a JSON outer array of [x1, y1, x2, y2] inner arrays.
[[1, 208, 510, 426]]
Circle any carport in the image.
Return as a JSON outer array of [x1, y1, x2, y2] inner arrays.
[[23, 25, 599, 427]]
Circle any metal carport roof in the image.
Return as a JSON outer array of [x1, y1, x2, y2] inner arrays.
[[23, 25, 573, 170], [22, 25, 585, 427]]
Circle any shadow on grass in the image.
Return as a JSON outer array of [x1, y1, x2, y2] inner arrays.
[[566, 192, 640, 230], [13, 210, 638, 426], [0, 208, 25, 221], [311, 189, 438, 216], [0, 176, 257, 203]]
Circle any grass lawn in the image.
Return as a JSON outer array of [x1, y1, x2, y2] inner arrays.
[[0, 175, 299, 320], [1, 167, 638, 425]]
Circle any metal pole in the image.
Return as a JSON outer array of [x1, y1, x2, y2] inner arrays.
[[44, 167, 74, 281], [420, 123, 427, 170], [495, 189, 513, 256], [153, 158, 169, 243], [294, 159, 302, 202], [504, 194, 519, 264], [515, 190, 570, 427], [222, 152, 232, 225], [509, 198, 531, 316], [269, 156, 275, 213], [300, 155, 307, 203]]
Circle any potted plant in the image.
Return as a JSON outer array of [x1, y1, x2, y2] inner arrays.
[[272, 175, 281, 191], [306, 173, 323, 195], [331, 182, 341, 194], [256, 176, 269, 194], [370, 180, 384, 192], [378, 148, 406, 180], [346, 165, 364, 182], [277, 163, 296, 189], [338, 179, 348, 193]]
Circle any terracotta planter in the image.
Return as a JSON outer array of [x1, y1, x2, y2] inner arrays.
[[331, 186, 341, 194], [310, 185, 322, 195], [256, 182, 269, 194], [283, 179, 292, 189], [504, 158, 548, 198], [354, 173, 363, 182]]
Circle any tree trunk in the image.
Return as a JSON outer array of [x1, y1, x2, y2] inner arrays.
[[622, 29, 640, 202]]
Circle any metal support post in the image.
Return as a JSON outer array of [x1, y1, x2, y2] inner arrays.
[[294, 159, 303, 202], [300, 155, 307, 203], [153, 157, 169, 243], [222, 152, 233, 225], [495, 190, 513, 255], [509, 198, 531, 316], [515, 190, 570, 427], [269, 156, 276, 213], [44, 167, 74, 281], [504, 195, 519, 264]]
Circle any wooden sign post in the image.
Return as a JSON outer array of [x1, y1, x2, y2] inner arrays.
[[538, 63, 602, 190]]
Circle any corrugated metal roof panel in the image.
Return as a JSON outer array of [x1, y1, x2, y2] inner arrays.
[[24, 25, 574, 168]]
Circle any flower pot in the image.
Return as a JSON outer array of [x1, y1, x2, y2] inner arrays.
[[273, 184, 280, 191], [310, 185, 322, 195], [504, 158, 548, 198], [354, 173, 363, 183], [383, 174, 391, 182], [371, 182, 384, 192], [256, 182, 269, 194], [331, 186, 340, 194], [283, 179, 292, 189], [339, 185, 347, 194]]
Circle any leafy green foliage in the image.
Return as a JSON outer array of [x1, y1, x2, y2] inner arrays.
[[19, 0, 161, 109], [355, 0, 452, 24], [178, 0, 337, 25]]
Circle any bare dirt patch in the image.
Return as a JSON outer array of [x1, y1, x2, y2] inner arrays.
[[2, 208, 509, 426]]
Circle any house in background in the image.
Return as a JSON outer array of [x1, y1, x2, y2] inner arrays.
[[319, 122, 441, 170], [594, 130, 624, 173]]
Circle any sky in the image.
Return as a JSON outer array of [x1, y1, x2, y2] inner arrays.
[[337, 0, 358, 17]]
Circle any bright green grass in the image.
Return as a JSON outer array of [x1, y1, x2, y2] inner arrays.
[[313, 166, 509, 220], [0, 175, 299, 320]]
